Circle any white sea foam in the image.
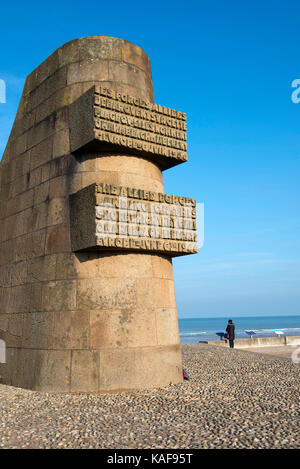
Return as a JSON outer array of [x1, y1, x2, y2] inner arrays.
[[180, 327, 300, 338]]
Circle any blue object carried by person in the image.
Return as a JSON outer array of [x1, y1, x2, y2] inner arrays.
[[216, 332, 226, 340]]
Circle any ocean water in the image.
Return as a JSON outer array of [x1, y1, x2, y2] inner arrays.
[[178, 315, 300, 344]]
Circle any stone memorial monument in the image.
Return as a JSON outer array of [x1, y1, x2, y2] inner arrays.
[[0, 36, 198, 392]]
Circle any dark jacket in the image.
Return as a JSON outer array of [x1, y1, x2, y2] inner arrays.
[[226, 323, 235, 340]]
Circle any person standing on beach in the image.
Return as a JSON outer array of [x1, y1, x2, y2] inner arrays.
[[226, 320, 235, 348]]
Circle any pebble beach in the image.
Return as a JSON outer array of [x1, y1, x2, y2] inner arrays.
[[0, 344, 299, 449]]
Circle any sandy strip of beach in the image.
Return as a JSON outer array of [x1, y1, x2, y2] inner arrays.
[[0, 344, 299, 449], [241, 345, 298, 359]]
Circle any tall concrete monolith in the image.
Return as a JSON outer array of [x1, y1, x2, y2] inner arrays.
[[0, 37, 198, 392]]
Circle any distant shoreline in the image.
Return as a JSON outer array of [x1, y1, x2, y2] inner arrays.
[[205, 335, 300, 349], [179, 315, 300, 344]]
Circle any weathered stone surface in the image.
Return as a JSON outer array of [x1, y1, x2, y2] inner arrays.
[[0, 36, 197, 392], [99, 345, 182, 391], [70, 350, 99, 392], [90, 307, 157, 349]]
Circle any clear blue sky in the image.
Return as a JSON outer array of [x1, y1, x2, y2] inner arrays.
[[0, 0, 299, 318]]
